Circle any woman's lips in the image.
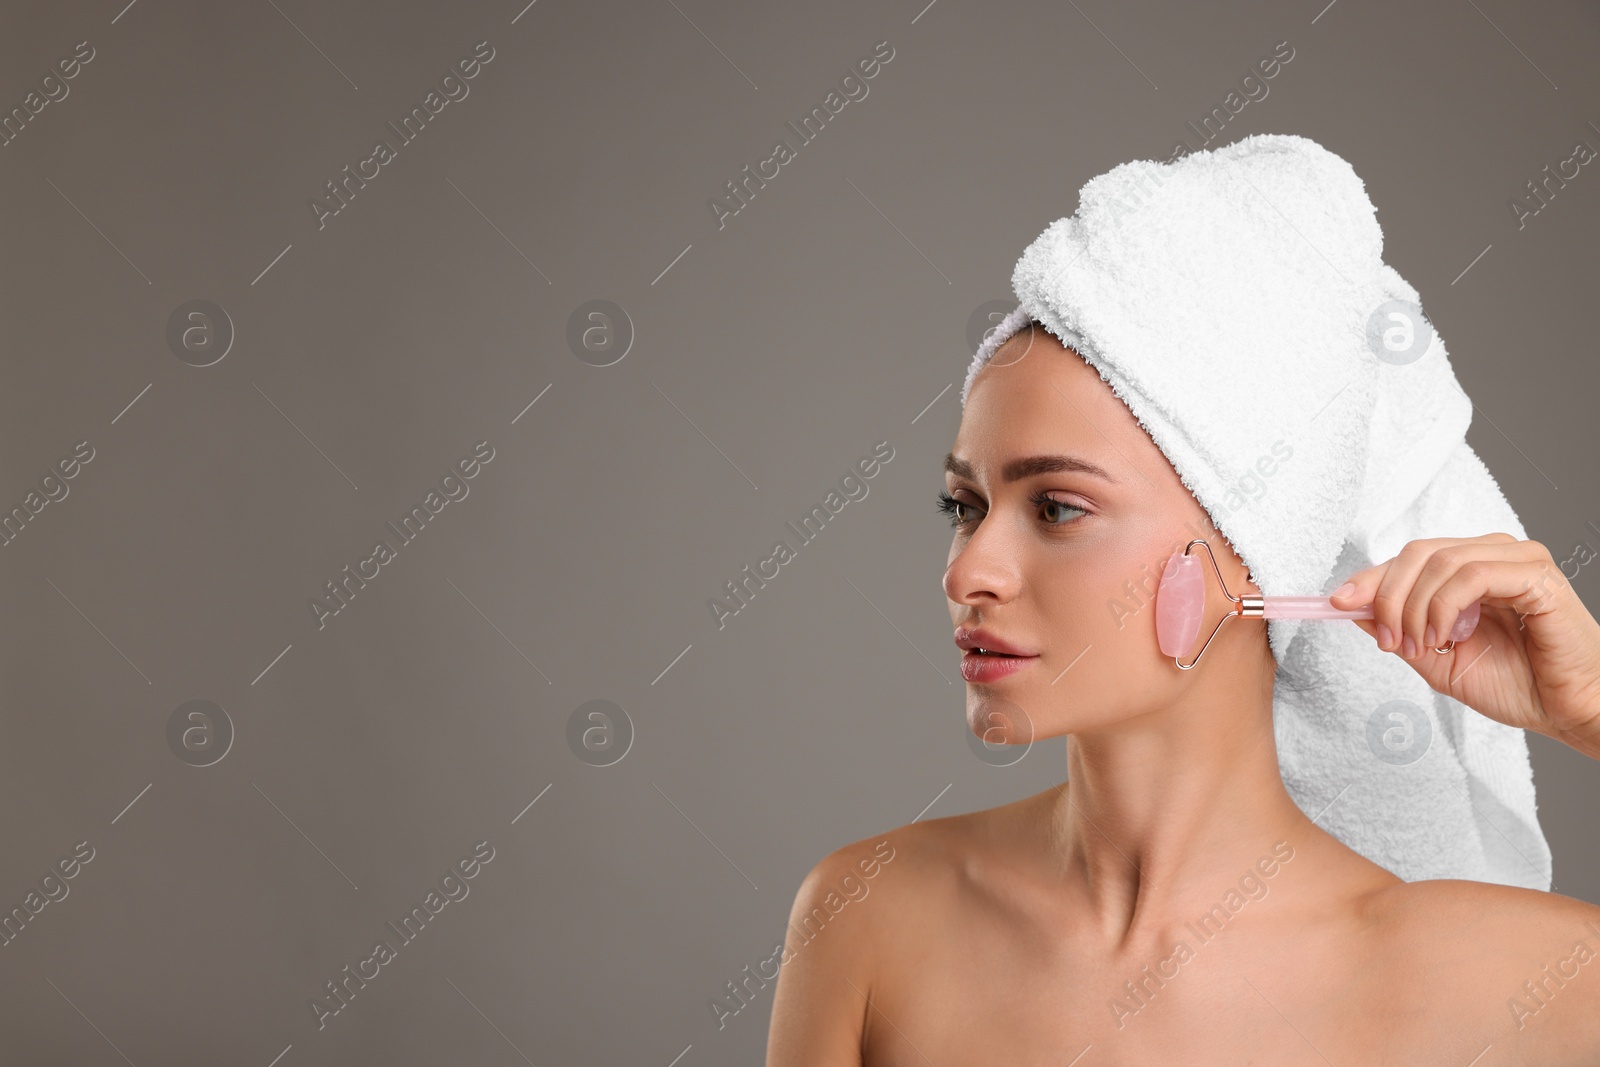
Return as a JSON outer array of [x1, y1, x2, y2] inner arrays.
[[960, 650, 1039, 683]]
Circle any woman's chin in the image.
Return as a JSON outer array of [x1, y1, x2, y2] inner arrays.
[[965, 696, 1036, 747]]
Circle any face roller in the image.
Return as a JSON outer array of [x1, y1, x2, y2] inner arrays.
[[1156, 538, 1481, 669]]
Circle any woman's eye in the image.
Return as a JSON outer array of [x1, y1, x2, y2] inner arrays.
[[935, 490, 977, 528], [935, 489, 1086, 529], [1031, 491, 1087, 526]]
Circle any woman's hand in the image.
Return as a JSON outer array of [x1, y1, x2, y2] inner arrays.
[[1330, 533, 1600, 759]]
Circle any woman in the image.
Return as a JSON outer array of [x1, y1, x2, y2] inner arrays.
[[765, 136, 1600, 1064]]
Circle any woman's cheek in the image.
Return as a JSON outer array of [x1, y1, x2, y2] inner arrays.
[[1086, 552, 1166, 647]]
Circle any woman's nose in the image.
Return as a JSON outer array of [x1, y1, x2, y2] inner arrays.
[[944, 522, 1022, 605]]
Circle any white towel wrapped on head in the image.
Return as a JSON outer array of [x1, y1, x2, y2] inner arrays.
[[963, 132, 1552, 890]]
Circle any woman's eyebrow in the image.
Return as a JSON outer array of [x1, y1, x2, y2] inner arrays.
[[944, 452, 1119, 485]]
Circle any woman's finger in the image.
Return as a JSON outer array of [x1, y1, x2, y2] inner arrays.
[[1331, 534, 1517, 653], [1394, 535, 1538, 656], [1414, 546, 1565, 658]]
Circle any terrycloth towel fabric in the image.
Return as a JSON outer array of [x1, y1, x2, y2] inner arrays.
[[962, 132, 1552, 890]]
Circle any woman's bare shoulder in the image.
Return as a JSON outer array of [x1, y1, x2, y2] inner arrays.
[[796, 802, 1004, 903], [789, 794, 1034, 940], [1360, 877, 1600, 1058], [1360, 876, 1600, 961], [766, 808, 1008, 1065], [1363, 876, 1600, 932]]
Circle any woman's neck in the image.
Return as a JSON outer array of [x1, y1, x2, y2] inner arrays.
[[1039, 688, 1320, 948]]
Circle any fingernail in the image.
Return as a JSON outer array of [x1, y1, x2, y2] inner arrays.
[[1402, 634, 1417, 658], [1424, 624, 1436, 648], [1377, 623, 1393, 650], [1333, 582, 1357, 599]]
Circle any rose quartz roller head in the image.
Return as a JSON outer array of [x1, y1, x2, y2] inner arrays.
[[1155, 539, 1481, 669]]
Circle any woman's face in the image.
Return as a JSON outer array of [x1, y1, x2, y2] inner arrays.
[[943, 325, 1264, 745]]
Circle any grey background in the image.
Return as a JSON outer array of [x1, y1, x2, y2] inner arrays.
[[1, 0, 1597, 1063]]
